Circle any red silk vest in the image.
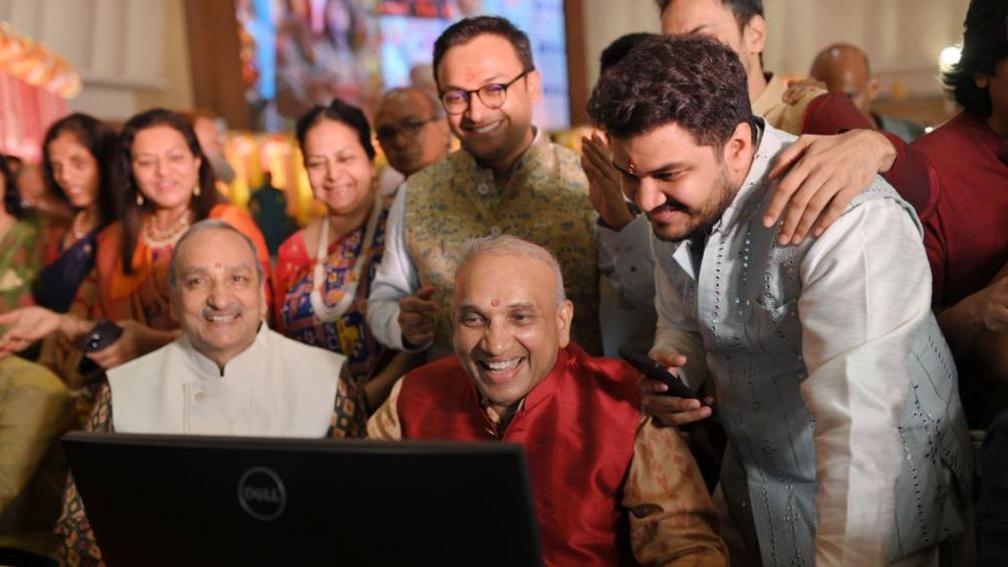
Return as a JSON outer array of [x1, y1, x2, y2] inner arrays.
[[397, 343, 642, 567]]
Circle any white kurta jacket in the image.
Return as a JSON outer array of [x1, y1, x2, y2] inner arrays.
[[108, 326, 343, 437]]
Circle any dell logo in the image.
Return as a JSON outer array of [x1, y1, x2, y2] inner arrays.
[[237, 467, 287, 521]]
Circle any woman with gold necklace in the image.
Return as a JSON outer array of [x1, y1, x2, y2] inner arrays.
[[0, 109, 270, 379], [273, 99, 414, 411]]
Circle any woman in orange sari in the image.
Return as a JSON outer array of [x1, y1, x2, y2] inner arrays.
[[0, 108, 269, 383]]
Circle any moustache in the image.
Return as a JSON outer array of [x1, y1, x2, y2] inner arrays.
[[202, 306, 242, 319], [646, 200, 691, 218]]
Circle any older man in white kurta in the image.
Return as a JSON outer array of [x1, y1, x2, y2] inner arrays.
[[55, 221, 365, 565]]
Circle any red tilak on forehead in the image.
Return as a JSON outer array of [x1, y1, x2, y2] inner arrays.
[[491, 298, 501, 308], [213, 262, 223, 269]]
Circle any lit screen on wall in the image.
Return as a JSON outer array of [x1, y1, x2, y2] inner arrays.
[[236, 0, 570, 131]]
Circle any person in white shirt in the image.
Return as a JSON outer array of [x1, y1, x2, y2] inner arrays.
[[588, 34, 971, 566], [55, 219, 365, 565]]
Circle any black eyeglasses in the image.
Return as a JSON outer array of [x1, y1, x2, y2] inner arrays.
[[440, 69, 533, 115], [376, 117, 435, 142]]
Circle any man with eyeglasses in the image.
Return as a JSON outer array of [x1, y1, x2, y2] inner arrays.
[[373, 87, 452, 197], [368, 16, 604, 359]]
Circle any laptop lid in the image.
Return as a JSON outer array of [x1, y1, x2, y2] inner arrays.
[[62, 432, 542, 567]]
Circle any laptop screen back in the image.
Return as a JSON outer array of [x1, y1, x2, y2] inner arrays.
[[62, 432, 542, 567]]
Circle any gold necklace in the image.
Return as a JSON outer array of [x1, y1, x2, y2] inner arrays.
[[71, 210, 92, 240], [142, 210, 193, 248]]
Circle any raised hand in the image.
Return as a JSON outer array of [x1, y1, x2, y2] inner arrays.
[[581, 131, 634, 230], [398, 285, 439, 349]]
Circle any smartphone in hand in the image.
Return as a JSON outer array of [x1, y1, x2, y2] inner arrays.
[[81, 320, 124, 353], [618, 347, 713, 409]]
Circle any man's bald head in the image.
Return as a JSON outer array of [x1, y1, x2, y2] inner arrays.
[[374, 87, 451, 176], [809, 43, 878, 114]]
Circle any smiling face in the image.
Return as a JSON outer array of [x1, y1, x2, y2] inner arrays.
[[171, 227, 264, 367], [303, 118, 375, 216], [436, 33, 540, 171], [46, 131, 100, 210], [131, 125, 201, 214], [452, 252, 572, 417], [610, 121, 751, 242]]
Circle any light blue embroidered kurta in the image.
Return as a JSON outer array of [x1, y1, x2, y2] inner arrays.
[[653, 122, 971, 565]]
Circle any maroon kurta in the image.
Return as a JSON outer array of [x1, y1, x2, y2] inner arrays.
[[396, 344, 642, 567], [915, 111, 1008, 308], [915, 111, 1008, 427]]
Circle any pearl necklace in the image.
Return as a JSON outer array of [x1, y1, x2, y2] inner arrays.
[[142, 210, 193, 249], [309, 199, 382, 322]]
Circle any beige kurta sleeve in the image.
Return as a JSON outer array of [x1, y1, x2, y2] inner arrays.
[[365, 376, 404, 440], [623, 416, 727, 566]]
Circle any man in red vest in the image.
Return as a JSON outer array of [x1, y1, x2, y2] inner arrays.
[[367, 235, 726, 566]]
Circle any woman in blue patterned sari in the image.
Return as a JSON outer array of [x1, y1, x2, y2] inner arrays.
[[33, 113, 118, 312], [273, 99, 416, 411]]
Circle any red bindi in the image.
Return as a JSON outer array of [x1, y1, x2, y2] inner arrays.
[[491, 298, 501, 308]]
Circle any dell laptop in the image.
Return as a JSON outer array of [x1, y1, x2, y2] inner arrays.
[[62, 432, 542, 566]]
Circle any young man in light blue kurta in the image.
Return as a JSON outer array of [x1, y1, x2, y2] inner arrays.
[[588, 35, 971, 566]]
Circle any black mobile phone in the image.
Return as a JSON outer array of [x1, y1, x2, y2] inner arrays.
[[81, 320, 124, 353], [618, 347, 707, 403]]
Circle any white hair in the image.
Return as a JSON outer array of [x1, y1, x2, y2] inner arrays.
[[167, 219, 263, 295], [458, 235, 566, 306]]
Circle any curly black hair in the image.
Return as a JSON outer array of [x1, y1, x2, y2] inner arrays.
[[942, 0, 1008, 117], [295, 98, 376, 161], [599, 33, 658, 74], [587, 34, 752, 147]]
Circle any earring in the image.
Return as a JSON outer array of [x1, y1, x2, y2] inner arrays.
[[193, 185, 201, 197], [136, 193, 144, 206]]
